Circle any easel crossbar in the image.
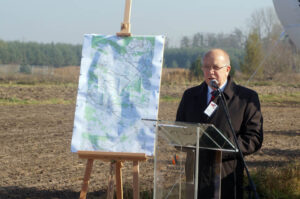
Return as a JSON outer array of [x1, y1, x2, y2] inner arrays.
[[77, 151, 147, 161]]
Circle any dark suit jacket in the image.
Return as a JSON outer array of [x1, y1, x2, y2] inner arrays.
[[176, 76, 263, 199]]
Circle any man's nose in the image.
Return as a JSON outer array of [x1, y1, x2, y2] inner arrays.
[[208, 68, 215, 74]]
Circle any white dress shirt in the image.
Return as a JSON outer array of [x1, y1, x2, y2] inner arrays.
[[206, 80, 227, 104]]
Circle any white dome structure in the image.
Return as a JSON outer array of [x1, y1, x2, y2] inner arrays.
[[273, 0, 300, 48]]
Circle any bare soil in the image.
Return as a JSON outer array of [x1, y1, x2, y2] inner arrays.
[[0, 83, 299, 198]]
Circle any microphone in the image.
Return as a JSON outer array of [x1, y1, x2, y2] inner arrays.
[[210, 79, 222, 99], [210, 79, 219, 89]]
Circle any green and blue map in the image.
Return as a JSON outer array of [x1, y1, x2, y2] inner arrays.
[[71, 34, 165, 155]]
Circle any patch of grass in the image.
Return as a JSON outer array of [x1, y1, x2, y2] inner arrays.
[[247, 81, 300, 88], [122, 183, 153, 199], [0, 97, 73, 105], [160, 95, 180, 102], [278, 82, 300, 88], [248, 81, 274, 86], [161, 92, 300, 104], [259, 92, 300, 104], [0, 82, 77, 88], [246, 162, 300, 199]]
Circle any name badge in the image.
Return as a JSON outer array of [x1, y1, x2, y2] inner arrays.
[[204, 101, 218, 117]]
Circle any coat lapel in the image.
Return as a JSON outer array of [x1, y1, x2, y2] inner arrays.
[[207, 76, 235, 124], [194, 82, 210, 123]]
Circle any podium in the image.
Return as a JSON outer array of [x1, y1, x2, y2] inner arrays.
[[150, 120, 238, 199]]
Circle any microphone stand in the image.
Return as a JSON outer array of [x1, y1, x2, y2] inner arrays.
[[214, 89, 259, 199]]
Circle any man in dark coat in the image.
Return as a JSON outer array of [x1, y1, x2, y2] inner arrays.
[[176, 48, 263, 198]]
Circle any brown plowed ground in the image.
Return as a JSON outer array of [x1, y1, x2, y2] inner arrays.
[[0, 83, 299, 198]]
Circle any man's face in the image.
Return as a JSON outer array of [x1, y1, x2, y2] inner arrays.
[[202, 52, 231, 89]]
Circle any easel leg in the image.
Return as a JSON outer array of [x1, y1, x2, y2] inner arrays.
[[79, 159, 94, 199], [133, 161, 139, 199], [116, 161, 123, 199], [107, 162, 116, 199]]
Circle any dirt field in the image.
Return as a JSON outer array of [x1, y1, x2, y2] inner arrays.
[[0, 82, 299, 199]]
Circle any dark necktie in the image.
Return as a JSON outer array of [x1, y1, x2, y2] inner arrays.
[[209, 91, 215, 103]]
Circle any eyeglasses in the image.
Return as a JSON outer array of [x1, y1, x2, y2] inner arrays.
[[202, 65, 228, 71]]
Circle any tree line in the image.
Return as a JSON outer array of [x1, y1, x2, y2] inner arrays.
[[0, 36, 243, 71], [240, 7, 300, 79], [165, 7, 300, 79], [163, 30, 245, 70], [0, 40, 82, 67], [0, 7, 299, 80]]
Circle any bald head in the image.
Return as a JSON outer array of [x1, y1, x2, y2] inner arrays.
[[201, 48, 231, 88], [203, 48, 230, 66]]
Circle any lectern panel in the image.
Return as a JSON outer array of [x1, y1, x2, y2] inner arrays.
[[147, 120, 237, 199]]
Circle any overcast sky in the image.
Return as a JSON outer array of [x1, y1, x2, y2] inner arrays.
[[0, 0, 274, 46]]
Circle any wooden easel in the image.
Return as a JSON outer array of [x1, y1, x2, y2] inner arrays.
[[78, 151, 147, 199], [78, 1, 148, 199], [117, 0, 132, 37]]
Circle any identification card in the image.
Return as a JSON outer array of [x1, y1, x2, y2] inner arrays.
[[204, 101, 218, 117]]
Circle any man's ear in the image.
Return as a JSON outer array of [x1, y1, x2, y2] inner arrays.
[[226, 65, 231, 73]]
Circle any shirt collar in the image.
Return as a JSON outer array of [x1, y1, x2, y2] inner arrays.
[[208, 80, 228, 93]]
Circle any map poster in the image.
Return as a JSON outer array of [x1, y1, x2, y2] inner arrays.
[[71, 34, 165, 156]]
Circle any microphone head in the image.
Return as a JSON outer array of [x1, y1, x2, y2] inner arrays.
[[210, 79, 219, 89]]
